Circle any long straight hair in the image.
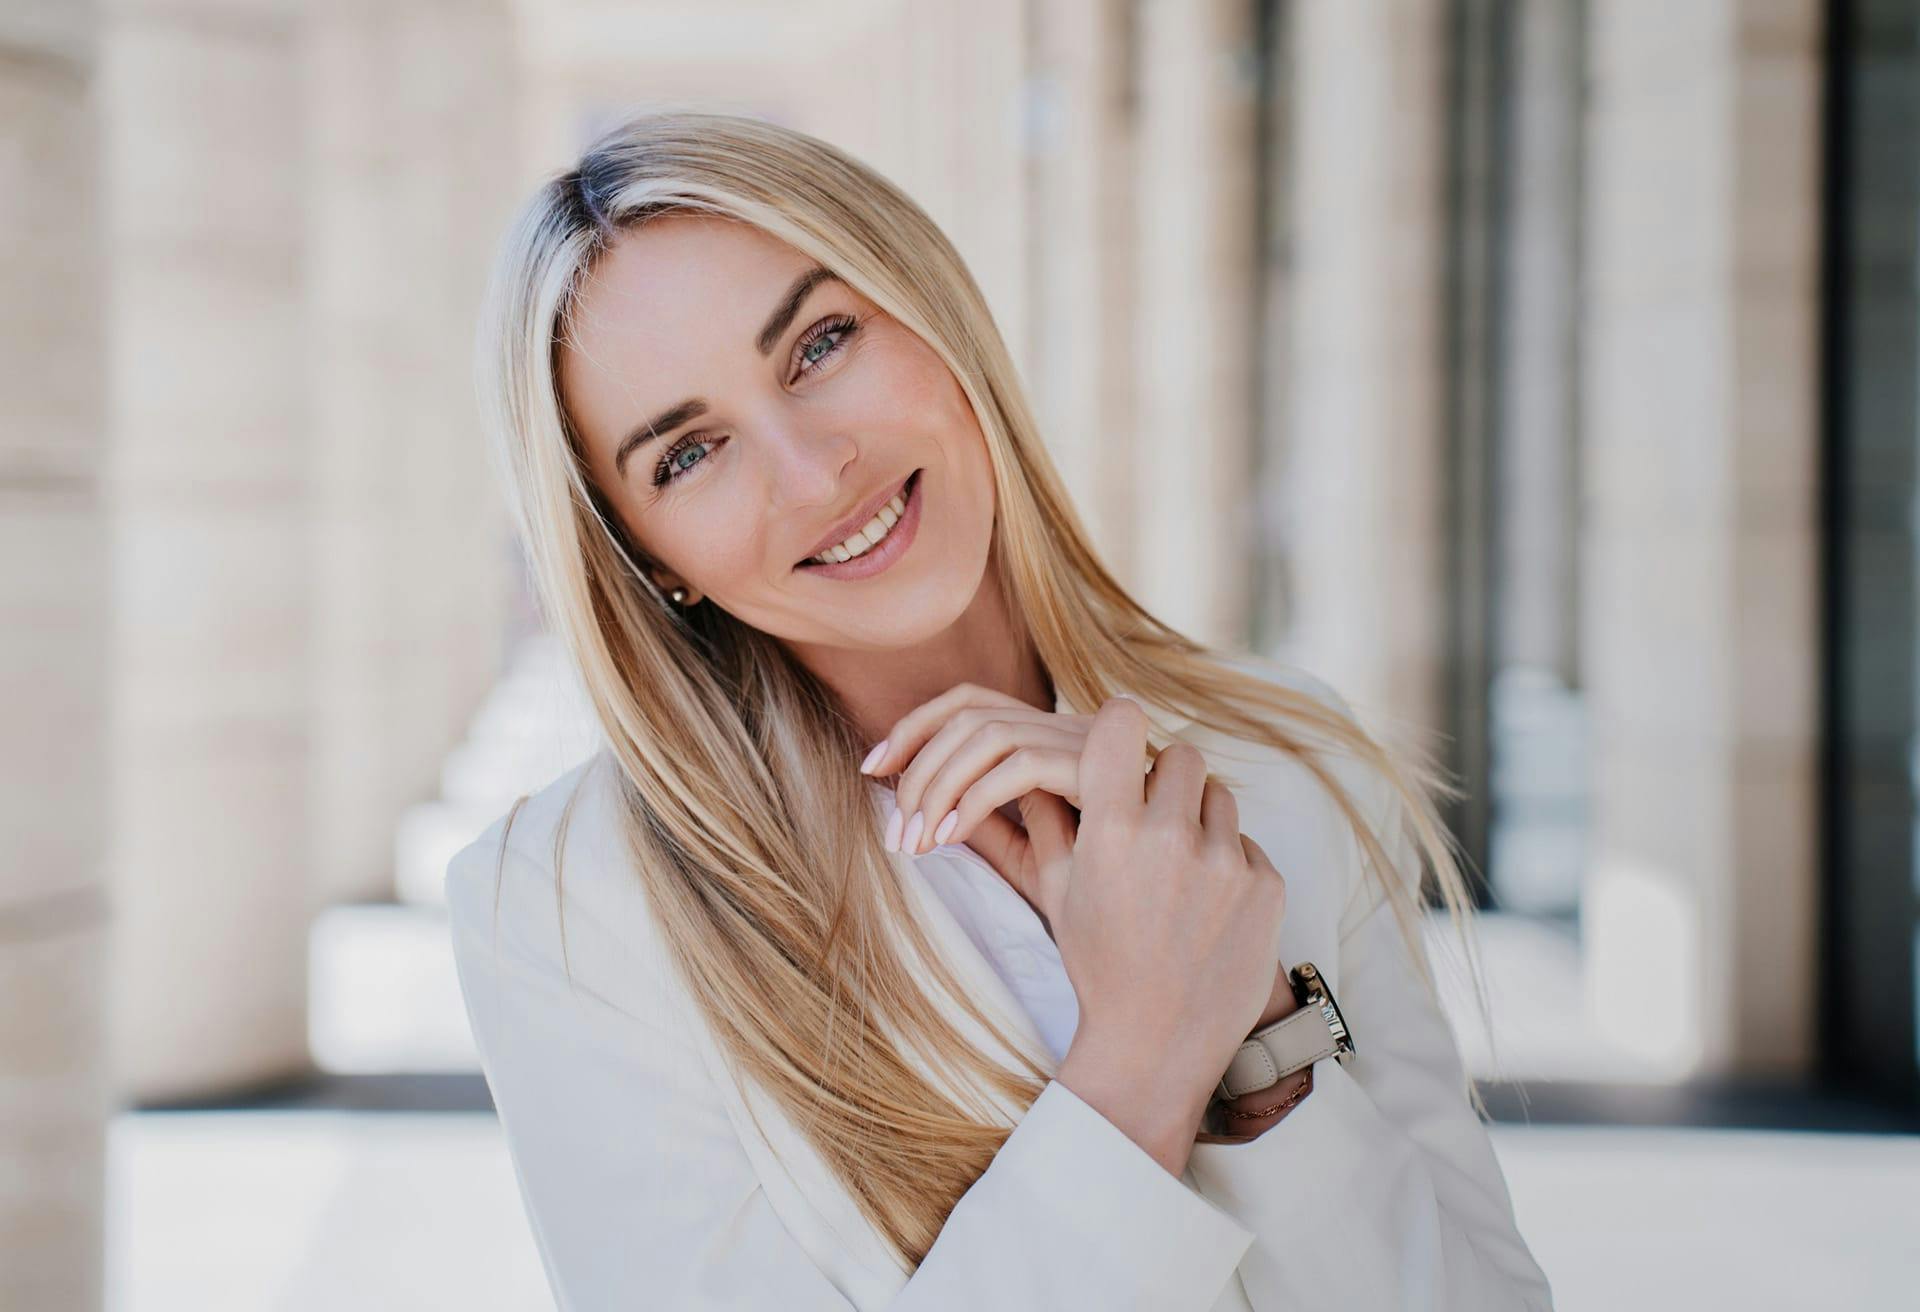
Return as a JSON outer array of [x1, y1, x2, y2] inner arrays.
[[473, 108, 1490, 1273]]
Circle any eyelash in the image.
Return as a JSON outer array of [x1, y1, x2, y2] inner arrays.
[[651, 313, 863, 488]]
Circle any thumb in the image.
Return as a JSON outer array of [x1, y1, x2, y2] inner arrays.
[[1019, 787, 1075, 887], [963, 808, 1040, 909], [967, 814, 1059, 929]]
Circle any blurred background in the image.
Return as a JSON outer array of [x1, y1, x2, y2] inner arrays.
[[5, 0, 1918, 1308]]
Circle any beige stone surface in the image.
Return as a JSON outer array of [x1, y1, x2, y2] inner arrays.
[[1, 926, 112, 1312], [1128, 0, 1260, 647], [0, 498, 108, 906], [1270, 0, 1447, 735], [1021, 0, 1141, 577], [304, 0, 518, 906], [2, 14, 111, 1311], [102, 0, 315, 1103], [1581, 0, 1823, 1076], [0, 61, 100, 479]]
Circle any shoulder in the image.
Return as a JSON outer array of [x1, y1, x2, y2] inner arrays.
[[1173, 651, 1375, 799], [444, 747, 618, 905], [1217, 649, 1363, 727], [443, 747, 687, 1030], [1171, 653, 1404, 907]]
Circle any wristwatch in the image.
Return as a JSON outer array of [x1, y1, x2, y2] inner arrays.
[[1215, 961, 1356, 1103]]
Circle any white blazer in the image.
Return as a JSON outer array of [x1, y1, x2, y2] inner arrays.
[[445, 663, 1556, 1310]]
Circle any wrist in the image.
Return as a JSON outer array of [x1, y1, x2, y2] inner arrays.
[[1209, 1065, 1314, 1139], [1251, 960, 1303, 1032], [1058, 1027, 1213, 1176]]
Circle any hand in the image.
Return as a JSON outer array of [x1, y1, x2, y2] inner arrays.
[[861, 682, 1298, 1026], [860, 682, 1115, 858], [1036, 698, 1291, 1175], [1252, 957, 1302, 1032]]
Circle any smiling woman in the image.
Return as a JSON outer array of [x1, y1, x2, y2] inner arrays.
[[554, 214, 996, 660], [453, 108, 1552, 1311]]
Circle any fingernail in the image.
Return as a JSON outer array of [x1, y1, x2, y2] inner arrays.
[[859, 740, 888, 774], [933, 811, 958, 845], [884, 807, 904, 852], [903, 811, 925, 854]]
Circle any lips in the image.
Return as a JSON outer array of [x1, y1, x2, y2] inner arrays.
[[795, 470, 918, 566]]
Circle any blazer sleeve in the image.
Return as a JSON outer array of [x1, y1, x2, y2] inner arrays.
[[445, 833, 1258, 1312], [1182, 758, 1557, 1311]]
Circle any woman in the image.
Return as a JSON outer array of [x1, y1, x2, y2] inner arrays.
[[447, 109, 1554, 1310]]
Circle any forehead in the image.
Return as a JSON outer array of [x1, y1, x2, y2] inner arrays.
[[558, 216, 815, 441], [565, 216, 807, 364]]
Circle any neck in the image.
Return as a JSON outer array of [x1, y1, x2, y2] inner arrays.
[[789, 543, 1052, 750]]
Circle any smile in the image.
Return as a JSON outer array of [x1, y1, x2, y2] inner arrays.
[[795, 469, 923, 580]]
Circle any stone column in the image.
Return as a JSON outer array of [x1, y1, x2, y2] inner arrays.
[[1131, 0, 1262, 646], [305, 0, 518, 906], [1580, 1, 1823, 1075], [1023, 0, 1142, 578], [1, 6, 111, 1306], [102, 0, 313, 1099], [899, 0, 1033, 372], [1269, 0, 1450, 737]]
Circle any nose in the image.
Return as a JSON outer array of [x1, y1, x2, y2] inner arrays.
[[758, 415, 859, 507]]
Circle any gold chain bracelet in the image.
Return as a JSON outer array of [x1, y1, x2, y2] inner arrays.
[[1224, 1068, 1313, 1122]]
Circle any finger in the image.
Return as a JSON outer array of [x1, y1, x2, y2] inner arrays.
[[1079, 696, 1151, 820], [963, 807, 1033, 895], [860, 682, 1024, 779], [859, 682, 1066, 778], [1197, 777, 1240, 850], [1018, 788, 1076, 925], [929, 745, 1082, 853], [1239, 831, 1281, 879], [892, 706, 1077, 830], [1021, 787, 1074, 868], [1143, 741, 1209, 823], [907, 726, 1085, 854], [1240, 832, 1289, 932]]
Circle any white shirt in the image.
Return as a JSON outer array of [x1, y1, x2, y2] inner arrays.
[[893, 805, 1080, 1063], [445, 661, 1556, 1310]]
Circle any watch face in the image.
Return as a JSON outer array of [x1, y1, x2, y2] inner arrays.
[[1293, 962, 1356, 1056], [1316, 977, 1355, 1055]]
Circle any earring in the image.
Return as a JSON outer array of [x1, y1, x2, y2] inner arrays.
[[669, 586, 689, 605]]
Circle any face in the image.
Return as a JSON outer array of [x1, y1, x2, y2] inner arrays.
[[558, 215, 998, 657]]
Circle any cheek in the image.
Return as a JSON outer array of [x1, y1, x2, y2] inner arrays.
[[687, 516, 771, 585], [937, 391, 996, 504], [910, 387, 995, 541], [892, 357, 992, 481], [631, 495, 771, 589]]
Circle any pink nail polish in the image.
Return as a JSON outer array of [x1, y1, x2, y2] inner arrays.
[[883, 807, 904, 852], [859, 740, 888, 774], [903, 811, 925, 854], [933, 811, 958, 845]]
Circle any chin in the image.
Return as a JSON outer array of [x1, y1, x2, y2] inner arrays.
[[828, 567, 983, 649], [861, 590, 975, 648]]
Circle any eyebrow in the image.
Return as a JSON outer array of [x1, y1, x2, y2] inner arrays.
[[612, 264, 844, 481]]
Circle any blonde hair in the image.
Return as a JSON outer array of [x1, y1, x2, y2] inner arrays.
[[473, 108, 1491, 1272]]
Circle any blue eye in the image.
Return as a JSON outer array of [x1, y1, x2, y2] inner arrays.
[[651, 314, 859, 489], [795, 314, 859, 375], [652, 432, 728, 487]]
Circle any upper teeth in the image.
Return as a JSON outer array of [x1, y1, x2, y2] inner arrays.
[[810, 485, 908, 564]]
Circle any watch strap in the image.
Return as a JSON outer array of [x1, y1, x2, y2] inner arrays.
[[1216, 1000, 1343, 1102]]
